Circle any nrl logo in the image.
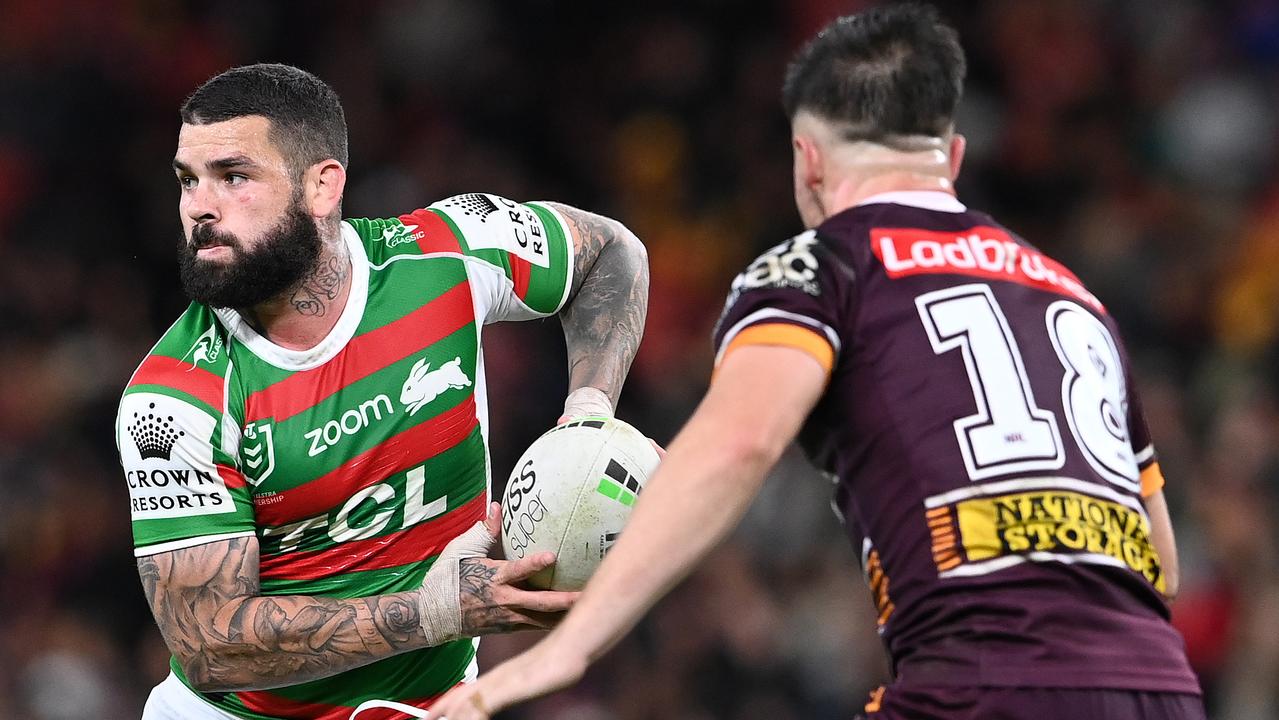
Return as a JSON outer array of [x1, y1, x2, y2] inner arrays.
[[380, 223, 423, 248], [182, 324, 223, 368], [241, 420, 277, 487]]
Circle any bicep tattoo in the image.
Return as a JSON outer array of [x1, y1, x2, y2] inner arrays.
[[545, 203, 650, 405]]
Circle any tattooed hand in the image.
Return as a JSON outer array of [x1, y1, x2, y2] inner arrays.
[[425, 504, 578, 639]]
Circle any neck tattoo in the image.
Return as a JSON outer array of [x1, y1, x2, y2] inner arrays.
[[291, 255, 348, 317]]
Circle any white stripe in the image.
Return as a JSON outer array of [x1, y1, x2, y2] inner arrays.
[[856, 190, 966, 213], [1134, 444, 1155, 465], [349, 700, 430, 719], [715, 308, 840, 366], [369, 250, 466, 271], [134, 531, 255, 557], [923, 476, 1144, 512], [938, 551, 1131, 579]]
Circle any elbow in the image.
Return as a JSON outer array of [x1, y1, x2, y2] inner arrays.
[[1162, 566, 1180, 603], [718, 426, 788, 479]]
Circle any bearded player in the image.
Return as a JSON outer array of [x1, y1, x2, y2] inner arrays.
[[427, 5, 1205, 720], [117, 64, 647, 719]]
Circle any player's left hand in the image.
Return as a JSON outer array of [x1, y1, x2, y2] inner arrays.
[[421, 639, 588, 720]]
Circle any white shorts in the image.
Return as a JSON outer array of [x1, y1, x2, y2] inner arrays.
[[141, 673, 240, 720]]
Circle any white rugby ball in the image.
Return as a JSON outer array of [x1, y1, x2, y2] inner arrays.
[[500, 416, 661, 590]]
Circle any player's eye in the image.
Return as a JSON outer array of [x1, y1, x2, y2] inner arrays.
[[177, 175, 196, 189], [225, 173, 248, 186]]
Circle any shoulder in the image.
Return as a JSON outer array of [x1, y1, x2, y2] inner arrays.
[[122, 303, 231, 420], [728, 230, 852, 306]]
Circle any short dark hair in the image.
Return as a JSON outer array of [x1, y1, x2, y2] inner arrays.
[[180, 63, 349, 176], [782, 3, 966, 141]]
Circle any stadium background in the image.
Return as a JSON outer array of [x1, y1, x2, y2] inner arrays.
[[1, 0, 1277, 717]]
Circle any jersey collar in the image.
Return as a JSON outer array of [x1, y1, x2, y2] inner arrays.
[[213, 221, 369, 371], [855, 190, 966, 213]]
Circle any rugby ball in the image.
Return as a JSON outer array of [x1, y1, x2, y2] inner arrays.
[[500, 416, 661, 591]]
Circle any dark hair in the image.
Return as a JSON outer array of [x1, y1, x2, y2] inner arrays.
[[781, 3, 966, 141], [180, 63, 349, 176]]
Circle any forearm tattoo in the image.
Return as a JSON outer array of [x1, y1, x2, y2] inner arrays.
[[547, 203, 650, 405], [137, 537, 426, 692]]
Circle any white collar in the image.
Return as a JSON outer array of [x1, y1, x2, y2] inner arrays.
[[855, 190, 966, 213], [214, 221, 369, 371]]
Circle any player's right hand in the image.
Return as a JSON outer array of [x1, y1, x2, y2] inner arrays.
[[415, 503, 579, 646]]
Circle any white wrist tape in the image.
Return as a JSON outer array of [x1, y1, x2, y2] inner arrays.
[[417, 519, 494, 646], [562, 386, 613, 420]]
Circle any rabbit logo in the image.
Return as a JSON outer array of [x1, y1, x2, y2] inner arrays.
[[400, 356, 471, 415]]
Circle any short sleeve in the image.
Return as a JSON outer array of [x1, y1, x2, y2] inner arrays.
[[117, 390, 255, 556], [1126, 378, 1165, 497], [712, 230, 852, 374], [427, 194, 574, 323]]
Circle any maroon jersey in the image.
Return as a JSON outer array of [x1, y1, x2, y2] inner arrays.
[[713, 192, 1199, 694]]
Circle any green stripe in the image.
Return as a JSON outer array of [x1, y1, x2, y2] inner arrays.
[[524, 202, 572, 313], [266, 640, 475, 706], [261, 557, 433, 597]]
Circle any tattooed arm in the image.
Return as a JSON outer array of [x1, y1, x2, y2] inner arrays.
[[544, 203, 649, 410], [138, 507, 574, 692]]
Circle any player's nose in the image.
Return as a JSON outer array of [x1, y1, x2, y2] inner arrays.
[[183, 183, 220, 226]]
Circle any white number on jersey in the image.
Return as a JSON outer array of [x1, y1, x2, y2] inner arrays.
[[916, 283, 1139, 491]]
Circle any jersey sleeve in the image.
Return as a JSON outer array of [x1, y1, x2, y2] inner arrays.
[[427, 194, 574, 324], [118, 313, 256, 556], [1127, 377, 1165, 497], [712, 230, 851, 375]]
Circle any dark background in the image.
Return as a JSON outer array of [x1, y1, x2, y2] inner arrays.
[[2, 0, 1278, 717]]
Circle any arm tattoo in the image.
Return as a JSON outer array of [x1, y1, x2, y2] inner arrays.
[[291, 255, 347, 317], [545, 203, 650, 405], [138, 537, 428, 692], [458, 558, 518, 635]]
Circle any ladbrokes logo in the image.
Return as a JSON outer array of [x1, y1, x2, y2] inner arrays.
[[872, 226, 1104, 311], [927, 483, 1165, 593], [127, 402, 186, 461]]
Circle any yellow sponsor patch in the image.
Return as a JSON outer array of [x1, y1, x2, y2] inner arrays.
[[943, 489, 1165, 593]]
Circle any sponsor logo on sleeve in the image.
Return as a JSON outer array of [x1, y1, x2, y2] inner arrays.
[[119, 393, 235, 520], [731, 231, 822, 297], [380, 223, 425, 248], [439, 193, 551, 267], [181, 324, 223, 367]]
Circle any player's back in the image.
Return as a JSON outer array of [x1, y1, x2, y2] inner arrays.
[[715, 191, 1198, 693]]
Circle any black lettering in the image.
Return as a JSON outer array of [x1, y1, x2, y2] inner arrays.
[[533, 240, 544, 255], [993, 498, 1023, 525], [159, 496, 175, 510], [513, 228, 529, 248], [210, 493, 224, 506], [530, 223, 542, 238], [177, 495, 193, 509], [508, 210, 524, 224], [168, 469, 191, 486], [150, 470, 169, 487], [195, 469, 215, 485], [1027, 495, 1051, 520], [518, 460, 536, 492], [134, 471, 152, 489]]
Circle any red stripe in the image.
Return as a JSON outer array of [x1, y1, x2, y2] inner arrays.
[[128, 355, 223, 409], [217, 463, 246, 491], [509, 253, 532, 300], [253, 396, 478, 526], [245, 282, 474, 424], [236, 688, 451, 720], [260, 493, 486, 581], [402, 208, 463, 255]]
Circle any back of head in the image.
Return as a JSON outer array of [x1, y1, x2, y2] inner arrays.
[[782, 3, 966, 143], [180, 63, 349, 178]]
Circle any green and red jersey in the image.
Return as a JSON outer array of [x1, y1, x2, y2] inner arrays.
[[116, 195, 573, 719]]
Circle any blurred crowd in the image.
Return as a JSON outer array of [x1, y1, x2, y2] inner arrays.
[[1, 0, 1278, 717]]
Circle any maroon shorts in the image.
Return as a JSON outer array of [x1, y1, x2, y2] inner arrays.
[[858, 685, 1206, 720]]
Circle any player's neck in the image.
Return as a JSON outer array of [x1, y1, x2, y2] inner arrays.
[[825, 171, 956, 217], [237, 230, 353, 350]]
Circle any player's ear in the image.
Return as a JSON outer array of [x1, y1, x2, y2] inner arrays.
[[794, 133, 823, 190], [304, 159, 346, 220], [948, 133, 966, 182]]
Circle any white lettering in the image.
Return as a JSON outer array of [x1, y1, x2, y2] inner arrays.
[[879, 236, 916, 272], [330, 483, 396, 542], [306, 394, 395, 456], [262, 515, 330, 554], [403, 466, 448, 527]]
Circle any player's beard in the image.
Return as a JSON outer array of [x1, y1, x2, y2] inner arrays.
[[177, 199, 322, 309]]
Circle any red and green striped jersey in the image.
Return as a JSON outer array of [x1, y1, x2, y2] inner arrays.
[[116, 195, 573, 719]]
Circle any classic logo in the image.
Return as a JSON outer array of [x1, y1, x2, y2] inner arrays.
[[380, 223, 424, 248], [401, 356, 471, 416], [127, 402, 186, 461], [182, 324, 223, 367], [241, 420, 277, 486]]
